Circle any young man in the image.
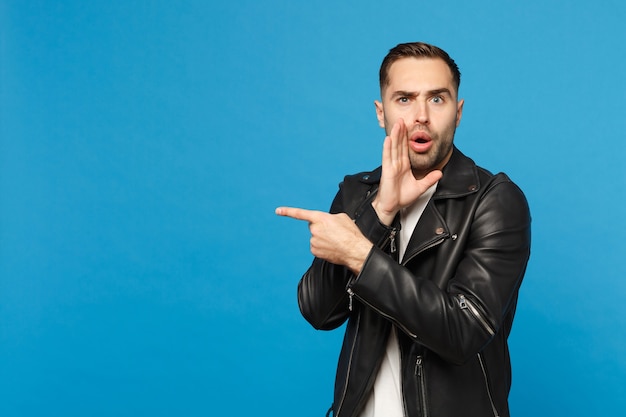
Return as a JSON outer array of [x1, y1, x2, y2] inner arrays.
[[276, 42, 531, 417]]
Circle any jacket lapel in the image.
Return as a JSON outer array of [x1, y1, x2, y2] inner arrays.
[[401, 201, 449, 264]]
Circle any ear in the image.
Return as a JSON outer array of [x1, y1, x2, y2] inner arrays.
[[455, 98, 464, 127], [374, 100, 385, 129]]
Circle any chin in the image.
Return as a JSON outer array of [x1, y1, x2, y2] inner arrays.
[[409, 155, 438, 172]]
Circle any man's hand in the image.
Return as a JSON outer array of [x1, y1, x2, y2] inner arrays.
[[275, 207, 373, 274], [372, 118, 442, 225]]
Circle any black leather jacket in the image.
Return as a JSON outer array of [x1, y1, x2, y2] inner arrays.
[[298, 148, 531, 417]]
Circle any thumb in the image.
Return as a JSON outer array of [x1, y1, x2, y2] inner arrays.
[[418, 169, 443, 190]]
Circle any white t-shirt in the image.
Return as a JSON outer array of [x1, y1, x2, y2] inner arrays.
[[359, 183, 437, 417]]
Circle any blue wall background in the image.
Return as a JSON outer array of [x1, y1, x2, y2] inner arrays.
[[2, 1, 625, 415]]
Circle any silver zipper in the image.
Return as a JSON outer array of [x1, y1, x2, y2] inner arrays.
[[478, 353, 500, 417], [349, 291, 419, 340], [400, 236, 446, 266], [457, 294, 495, 337], [347, 288, 354, 312], [334, 312, 361, 417], [415, 355, 428, 417], [389, 228, 397, 253]]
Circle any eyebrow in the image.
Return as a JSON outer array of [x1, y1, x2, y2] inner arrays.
[[390, 88, 453, 98], [428, 88, 453, 97]]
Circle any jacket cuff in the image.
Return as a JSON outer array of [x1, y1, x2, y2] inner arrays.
[[349, 245, 388, 290], [354, 200, 397, 248]]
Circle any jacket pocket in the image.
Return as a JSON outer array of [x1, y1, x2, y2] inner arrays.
[[414, 355, 429, 417]]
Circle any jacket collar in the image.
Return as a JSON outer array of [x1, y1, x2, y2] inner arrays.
[[434, 147, 481, 199]]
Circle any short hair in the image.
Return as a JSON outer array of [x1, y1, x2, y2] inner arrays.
[[379, 42, 461, 93]]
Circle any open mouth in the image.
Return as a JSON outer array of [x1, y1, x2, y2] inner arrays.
[[410, 130, 431, 142], [409, 132, 433, 152]]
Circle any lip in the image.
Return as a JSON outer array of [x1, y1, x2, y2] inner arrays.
[[409, 131, 433, 153]]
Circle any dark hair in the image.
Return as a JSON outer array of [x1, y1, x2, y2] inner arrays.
[[379, 42, 461, 93]]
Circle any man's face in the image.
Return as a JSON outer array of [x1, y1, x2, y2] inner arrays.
[[375, 57, 464, 178]]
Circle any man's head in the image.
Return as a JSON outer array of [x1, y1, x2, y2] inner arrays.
[[375, 42, 464, 178]]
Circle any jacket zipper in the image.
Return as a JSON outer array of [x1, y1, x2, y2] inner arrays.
[[334, 311, 361, 416], [400, 236, 446, 266], [347, 288, 354, 311], [346, 226, 396, 313], [477, 353, 500, 417], [414, 355, 428, 417], [457, 295, 496, 337], [348, 291, 419, 340], [387, 228, 398, 254]]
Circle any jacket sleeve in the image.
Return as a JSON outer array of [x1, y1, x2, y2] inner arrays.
[[349, 177, 531, 364], [297, 175, 397, 330]]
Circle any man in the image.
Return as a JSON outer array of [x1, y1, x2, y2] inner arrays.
[[276, 42, 531, 417]]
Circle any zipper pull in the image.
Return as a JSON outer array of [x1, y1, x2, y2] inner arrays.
[[347, 288, 354, 311], [415, 355, 423, 376], [458, 294, 468, 309], [389, 228, 397, 253]]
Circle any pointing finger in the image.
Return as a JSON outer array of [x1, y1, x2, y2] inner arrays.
[[275, 206, 323, 222]]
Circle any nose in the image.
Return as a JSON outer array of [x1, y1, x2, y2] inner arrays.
[[414, 101, 429, 125]]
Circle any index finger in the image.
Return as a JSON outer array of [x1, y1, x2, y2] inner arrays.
[[275, 206, 324, 222]]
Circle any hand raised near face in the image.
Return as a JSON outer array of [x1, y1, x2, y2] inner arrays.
[[275, 207, 373, 274], [371, 118, 442, 225]]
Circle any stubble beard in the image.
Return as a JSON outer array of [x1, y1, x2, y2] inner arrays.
[[409, 130, 456, 178]]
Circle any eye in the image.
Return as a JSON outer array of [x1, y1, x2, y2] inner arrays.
[[398, 96, 409, 103], [431, 95, 444, 104]]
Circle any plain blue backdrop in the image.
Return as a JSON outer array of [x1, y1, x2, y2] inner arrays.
[[1, 1, 625, 415]]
